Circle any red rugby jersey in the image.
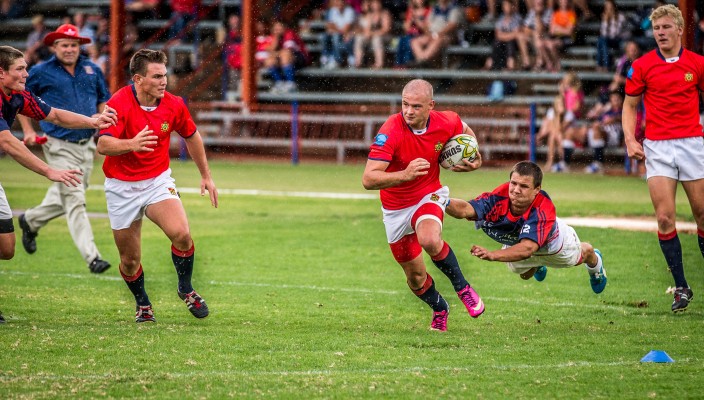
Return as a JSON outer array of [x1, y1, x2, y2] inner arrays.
[[625, 48, 704, 141], [368, 110, 463, 210], [99, 85, 197, 181]]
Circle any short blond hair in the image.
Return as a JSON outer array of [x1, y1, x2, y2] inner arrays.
[[649, 4, 684, 29]]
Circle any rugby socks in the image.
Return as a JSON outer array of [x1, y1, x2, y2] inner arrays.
[[411, 273, 448, 312], [658, 230, 687, 288], [172, 242, 195, 294], [586, 250, 603, 275], [431, 242, 469, 292], [698, 229, 704, 260], [120, 264, 150, 307]]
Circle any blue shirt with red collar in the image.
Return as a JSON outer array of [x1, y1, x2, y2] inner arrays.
[[469, 182, 557, 248], [25, 55, 110, 142], [0, 89, 51, 133]]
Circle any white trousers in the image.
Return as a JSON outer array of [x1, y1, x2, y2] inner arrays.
[[23, 136, 100, 264]]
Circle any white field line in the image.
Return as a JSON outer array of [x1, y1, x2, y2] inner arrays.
[[0, 359, 678, 382], [1, 270, 635, 313]]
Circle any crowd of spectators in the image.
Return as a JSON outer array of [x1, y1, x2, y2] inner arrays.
[[10, 0, 704, 173]]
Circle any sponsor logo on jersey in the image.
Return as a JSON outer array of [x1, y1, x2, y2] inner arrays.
[[434, 141, 443, 152], [373, 133, 388, 146], [685, 72, 693, 82], [161, 122, 170, 133]]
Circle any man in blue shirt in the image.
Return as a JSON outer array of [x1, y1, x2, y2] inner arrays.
[[17, 24, 112, 273]]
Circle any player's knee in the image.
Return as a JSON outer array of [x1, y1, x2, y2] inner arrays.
[[417, 232, 443, 255], [0, 247, 15, 260], [171, 230, 192, 250], [120, 255, 141, 270], [655, 214, 676, 232]]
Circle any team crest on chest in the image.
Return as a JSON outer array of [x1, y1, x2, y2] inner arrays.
[[434, 141, 443, 152], [430, 194, 439, 202], [161, 122, 170, 133], [685, 73, 693, 82]]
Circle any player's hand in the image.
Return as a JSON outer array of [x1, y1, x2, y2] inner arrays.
[[451, 152, 482, 172], [22, 130, 38, 146], [201, 177, 219, 208], [624, 138, 645, 162], [470, 244, 494, 261], [131, 125, 158, 152], [46, 168, 83, 187], [403, 158, 430, 181], [95, 105, 118, 129]]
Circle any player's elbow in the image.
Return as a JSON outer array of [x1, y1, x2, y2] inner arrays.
[[96, 137, 109, 156], [361, 175, 376, 190]]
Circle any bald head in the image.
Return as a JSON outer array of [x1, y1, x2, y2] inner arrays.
[[401, 79, 435, 130], [402, 79, 433, 100]]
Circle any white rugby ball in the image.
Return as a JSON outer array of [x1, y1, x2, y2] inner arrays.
[[439, 134, 478, 169]]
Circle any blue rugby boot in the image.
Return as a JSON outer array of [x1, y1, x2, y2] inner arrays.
[[589, 249, 607, 294], [533, 266, 547, 282]]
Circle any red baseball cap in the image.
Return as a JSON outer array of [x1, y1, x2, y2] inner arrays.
[[43, 24, 92, 46]]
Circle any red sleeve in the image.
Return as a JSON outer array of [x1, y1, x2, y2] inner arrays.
[[173, 97, 197, 138], [698, 54, 704, 92], [625, 58, 645, 97], [368, 115, 399, 162], [19, 91, 51, 120]]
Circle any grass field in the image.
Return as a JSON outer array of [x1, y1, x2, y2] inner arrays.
[[1, 157, 703, 399]]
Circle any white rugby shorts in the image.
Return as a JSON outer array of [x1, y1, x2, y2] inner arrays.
[[644, 137, 704, 181], [505, 220, 582, 274], [382, 186, 449, 244], [0, 183, 12, 220], [104, 168, 181, 230]]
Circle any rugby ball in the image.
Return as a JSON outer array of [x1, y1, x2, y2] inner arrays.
[[439, 134, 478, 169]]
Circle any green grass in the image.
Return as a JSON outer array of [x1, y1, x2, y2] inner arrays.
[[1, 157, 702, 399]]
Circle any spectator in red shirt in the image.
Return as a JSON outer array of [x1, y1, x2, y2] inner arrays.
[[265, 20, 311, 93], [168, 0, 201, 43]]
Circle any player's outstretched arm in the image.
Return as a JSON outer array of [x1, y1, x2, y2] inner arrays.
[[97, 125, 157, 156], [362, 158, 429, 190], [470, 239, 538, 262], [44, 105, 117, 130], [184, 131, 218, 208], [445, 198, 477, 220], [622, 95, 644, 161], [0, 130, 81, 187]]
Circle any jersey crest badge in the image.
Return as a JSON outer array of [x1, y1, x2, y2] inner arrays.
[[430, 194, 439, 202], [685, 73, 693, 82], [84, 66, 94, 75], [168, 187, 179, 197], [161, 122, 170, 133], [434, 141, 443, 152], [373, 133, 388, 146]]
